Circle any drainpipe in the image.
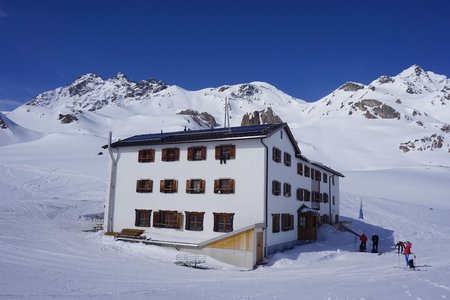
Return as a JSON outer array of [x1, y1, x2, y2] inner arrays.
[[107, 131, 119, 233], [328, 174, 336, 225], [260, 138, 269, 257]]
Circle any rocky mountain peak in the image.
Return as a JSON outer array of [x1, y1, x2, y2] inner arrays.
[[111, 72, 129, 82], [338, 82, 365, 92]]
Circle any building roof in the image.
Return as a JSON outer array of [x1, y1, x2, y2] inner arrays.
[[108, 123, 296, 149]]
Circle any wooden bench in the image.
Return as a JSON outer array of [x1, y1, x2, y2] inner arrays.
[[175, 254, 207, 267], [115, 228, 146, 240]]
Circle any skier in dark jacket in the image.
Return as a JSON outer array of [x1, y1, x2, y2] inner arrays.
[[371, 233, 379, 253], [396, 241, 405, 254], [359, 233, 368, 252]]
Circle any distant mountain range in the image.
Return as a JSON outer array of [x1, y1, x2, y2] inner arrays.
[[2, 65, 449, 170]]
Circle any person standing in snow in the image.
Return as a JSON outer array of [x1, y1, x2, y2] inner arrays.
[[359, 233, 368, 252], [403, 241, 412, 267], [396, 241, 405, 254], [371, 233, 379, 253]]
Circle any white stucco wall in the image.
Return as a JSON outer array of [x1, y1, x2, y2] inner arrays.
[[109, 138, 266, 243]]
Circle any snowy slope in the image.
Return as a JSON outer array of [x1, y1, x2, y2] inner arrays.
[[0, 112, 42, 146]]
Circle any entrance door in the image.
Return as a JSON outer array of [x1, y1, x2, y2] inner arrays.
[[256, 231, 263, 263], [297, 212, 318, 241]]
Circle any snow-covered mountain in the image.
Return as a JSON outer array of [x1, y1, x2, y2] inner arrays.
[[5, 65, 450, 170]]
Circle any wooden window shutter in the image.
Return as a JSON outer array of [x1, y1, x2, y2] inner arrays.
[[213, 213, 218, 231], [175, 148, 180, 160], [230, 214, 234, 231], [135, 210, 139, 226], [201, 146, 207, 160], [173, 180, 178, 193], [200, 180, 205, 193], [215, 146, 220, 160], [176, 213, 182, 229], [153, 211, 160, 227], [160, 180, 164, 193], [187, 148, 193, 161], [230, 145, 236, 159], [214, 180, 219, 193], [161, 149, 167, 161], [186, 180, 191, 193], [230, 179, 235, 193], [150, 149, 155, 162]]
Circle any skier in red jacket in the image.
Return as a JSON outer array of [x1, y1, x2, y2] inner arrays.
[[359, 233, 368, 252], [404, 241, 412, 267]]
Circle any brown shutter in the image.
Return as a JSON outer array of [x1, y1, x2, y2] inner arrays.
[[200, 180, 205, 193], [215, 146, 220, 160], [153, 211, 160, 227], [186, 180, 190, 193], [173, 180, 178, 193], [136, 180, 140, 193], [150, 149, 155, 162], [187, 147, 193, 161], [230, 214, 234, 231], [213, 213, 218, 231], [229, 145, 236, 159], [160, 180, 164, 193], [135, 210, 139, 226], [161, 149, 166, 161], [175, 148, 180, 161], [201, 146, 207, 160], [176, 213, 182, 229], [214, 180, 219, 193], [185, 212, 190, 230], [230, 179, 235, 193]]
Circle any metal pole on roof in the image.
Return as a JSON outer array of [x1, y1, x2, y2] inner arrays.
[[224, 97, 230, 128]]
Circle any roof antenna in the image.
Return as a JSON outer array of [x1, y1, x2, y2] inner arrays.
[[224, 97, 230, 128]]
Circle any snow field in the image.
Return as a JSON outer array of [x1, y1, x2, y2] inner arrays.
[[0, 133, 449, 299]]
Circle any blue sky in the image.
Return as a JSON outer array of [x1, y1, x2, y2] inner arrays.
[[1, 0, 450, 111]]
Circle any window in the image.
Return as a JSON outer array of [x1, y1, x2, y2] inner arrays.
[[304, 165, 310, 177], [160, 179, 178, 193], [314, 170, 322, 181], [272, 214, 280, 233], [138, 149, 154, 163], [284, 152, 291, 166], [312, 191, 322, 203], [332, 196, 335, 205], [304, 190, 311, 201], [214, 179, 235, 194], [136, 179, 153, 193], [299, 216, 306, 228], [185, 211, 204, 231], [323, 193, 329, 203], [297, 188, 307, 201], [272, 180, 281, 196], [186, 179, 205, 194], [332, 176, 335, 186], [161, 148, 180, 161], [213, 213, 234, 232], [187, 146, 206, 161], [272, 147, 281, 163], [215, 144, 235, 164], [135, 209, 152, 227], [283, 183, 291, 197], [323, 173, 328, 183], [297, 163, 303, 175], [153, 210, 182, 229], [281, 214, 294, 231]]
